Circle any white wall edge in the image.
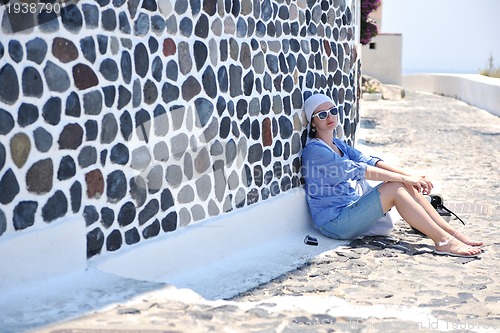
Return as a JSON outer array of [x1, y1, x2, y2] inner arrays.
[[0, 216, 86, 290], [402, 74, 500, 117], [93, 188, 347, 299]]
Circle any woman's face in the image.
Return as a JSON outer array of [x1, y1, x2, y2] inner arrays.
[[311, 101, 337, 133]]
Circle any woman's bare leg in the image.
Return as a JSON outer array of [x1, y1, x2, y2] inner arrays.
[[377, 182, 481, 256], [405, 186, 483, 246]]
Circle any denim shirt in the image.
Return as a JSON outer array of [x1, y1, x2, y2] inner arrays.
[[301, 138, 382, 227]]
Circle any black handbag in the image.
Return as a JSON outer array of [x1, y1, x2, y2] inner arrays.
[[427, 194, 466, 225]]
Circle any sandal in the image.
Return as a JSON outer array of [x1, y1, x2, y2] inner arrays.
[[434, 235, 481, 258]]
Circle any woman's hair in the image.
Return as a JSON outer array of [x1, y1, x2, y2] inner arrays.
[[308, 123, 317, 138]]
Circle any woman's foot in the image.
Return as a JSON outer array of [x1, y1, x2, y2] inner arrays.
[[452, 230, 484, 247], [434, 237, 482, 258]]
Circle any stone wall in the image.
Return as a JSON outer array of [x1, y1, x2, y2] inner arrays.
[[0, 0, 361, 260]]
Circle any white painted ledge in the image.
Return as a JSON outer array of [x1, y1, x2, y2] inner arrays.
[[0, 216, 86, 290], [93, 187, 347, 300], [402, 73, 500, 117]]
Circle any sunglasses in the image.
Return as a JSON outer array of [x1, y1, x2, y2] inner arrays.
[[312, 107, 338, 120]]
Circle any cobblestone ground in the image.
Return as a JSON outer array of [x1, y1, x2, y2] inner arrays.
[[38, 91, 500, 333]]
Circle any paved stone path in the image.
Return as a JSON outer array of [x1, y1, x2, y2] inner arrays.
[[34, 91, 500, 332]]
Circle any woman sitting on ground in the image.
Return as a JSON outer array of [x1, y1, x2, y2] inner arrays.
[[301, 93, 483, 258]]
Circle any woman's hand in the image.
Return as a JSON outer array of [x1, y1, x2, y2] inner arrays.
[[402, 175, 433, 194]]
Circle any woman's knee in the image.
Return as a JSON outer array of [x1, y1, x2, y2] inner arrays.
[[379, 181, 406, 197]]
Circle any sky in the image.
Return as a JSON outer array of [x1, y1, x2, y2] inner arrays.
[[380, 0, 500, 74]]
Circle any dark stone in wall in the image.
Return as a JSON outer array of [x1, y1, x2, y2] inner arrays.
[[0, 209, 6, 236], [203, 0, 217, 15], [128, 0, 141, 18], [100, 149, 107, 167], [0, 143, 5, 171], [119, 11, 131, 34], [82, 4, 99, 28], [78, 146, 98, 168], [195, 14, 209, 38], [129, 176, 147, 206], [142, 0, 157, 12], [58, 155, 76, 180], [125, 228, 140, 245], [0, 108, 15, 134], [103, 86, 116, 107], [184, 154, 193, 180], [165, 61, 178, 82], [101, 113, 118, 144], [0, 169, 20, 204], [33, 127, 52, 153], [151, 15, 165, 34], [13, 201, 38, 230], [26, 38, 47, 64], [110, 143, 129, 165], [83, 90, 103, 115], [178, 41, 192, 74], [107, 170, 127, 202], [243, 71, 254, 95], [229, 65, 242, 97], [201, 117, 218, 143], [139, 199, 159, 225], [106, 229, 122, 251], [161, 211, 177, 232], [152, 56, 163, 82], [153, 105, 168, 137], [22, 67, 43, 97], [117, 201, 136, 226], [100, 207, 114, 228], [80, 37, 96, 64], [134, 43, 149, 78], [8, 40, 23, 63], [84, 205, 99, 226], [194, 41, 207, 71], [217, 67, 228, 93], [42, 190, 68, 222], [278, 116, 293, 139], [135, 13, 150, 35], [58, 123, 84, 150], [44, 61, 70, 93], [70, 181, 82, 213], [42, 97, 62, 125], [142, 219, 160, 239], [163, 38, 176, 57], [52, 38, 78, 63], [10, 133, 30, 168], [26, 159, 53, 194], [38, 11, 59, 33], [85, 169, 104, 199], [87, 227, 105, 258], [160, 188, 175, 211], [100, 59, 119, 81], [120, 111, 133, 140], [73, 64, 99, 90], [118, 86, 132, 109], [162, 82, 180, 104], [102, 9, 117, 31], [181, 76, 202, 103], [61, 4, 83, 33], [97, 35, 109, 55]]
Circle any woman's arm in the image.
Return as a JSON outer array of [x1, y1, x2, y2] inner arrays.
[[374, 161, 434, 192], [365, 165, 432, 194], [374, 161, 411, 176]]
